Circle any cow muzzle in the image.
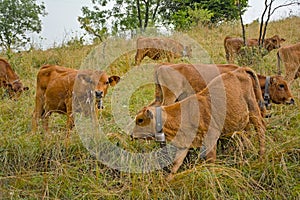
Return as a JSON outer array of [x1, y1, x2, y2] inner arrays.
[[95, 91, 104, 109], [287, 98, 295, 105]]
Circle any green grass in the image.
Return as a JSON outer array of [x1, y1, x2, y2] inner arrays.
[[0, 17, 300, 199]]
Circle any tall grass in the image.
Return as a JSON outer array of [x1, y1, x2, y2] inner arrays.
[[0, 17, 299, 199]]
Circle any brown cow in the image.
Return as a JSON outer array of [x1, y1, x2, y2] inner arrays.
[[32, 65, 120, 133], [151, 63, 294, 110], [224, 35, 286, 63], [277, 42, 300, 85], [132, 67, 266, 180], [0, 58, 29, 99], [135, 37, 192, 65]]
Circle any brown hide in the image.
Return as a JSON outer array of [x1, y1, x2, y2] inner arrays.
[[152, 63, 294, 110], [224, 35, 285, 63], [277, 42, 300, 85], [32, 65, 120, 132], [135, 37, 192, 65], [133, 67, 266, 180], [0, 58, 29, 99]]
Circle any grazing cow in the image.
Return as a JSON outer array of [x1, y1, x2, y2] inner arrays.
[[224, 35, 286, 63], [132, 67, 266, 180], [0, 58, 29, 99], [151, 63, 294, 111], [135, 37, 192, 65], [32, 65, 120, 133], [277, 42, 300, 85]]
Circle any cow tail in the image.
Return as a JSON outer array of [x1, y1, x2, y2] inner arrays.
[[244, 67, 267, 117], [277, 51, 282, 75]]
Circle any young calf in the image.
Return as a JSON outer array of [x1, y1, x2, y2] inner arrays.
[[224, 35, 285, 63], [151, 63, 294, 110], [132, 67, 266, 180], [32, 65, 120, 133], [135, 37, 192, 65]]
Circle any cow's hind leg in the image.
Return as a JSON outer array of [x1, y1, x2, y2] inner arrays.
[[249, 113, 266, 158], [42, 113, 50, 134], [284, 64, 299, 86], [32, 95, 45, 133]]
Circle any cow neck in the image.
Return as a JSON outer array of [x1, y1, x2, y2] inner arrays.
[[5, 63, 19, 82], [264, 76, 271, 108], [155, 106, 166, 147]]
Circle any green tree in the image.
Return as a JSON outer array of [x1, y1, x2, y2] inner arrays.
[[163, 0, 248, 26], [169, 3, 214, 30], [79, 0, 248, 39], [78, 0, 161, 41], [0, 0, 47, 53]]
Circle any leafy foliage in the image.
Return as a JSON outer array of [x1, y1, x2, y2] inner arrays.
[[0, 0, 47, 53], [78, 0, 161, 41], [161, 0, 248, 26], [170, 3, 214, 30], [78, 0, 248, 39]]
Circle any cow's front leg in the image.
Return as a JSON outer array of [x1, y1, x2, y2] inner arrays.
[[42, 114, 50, 134], [205, 144, 217, 163], [167, 148, 189, 181], [135, 50, 144, 66]]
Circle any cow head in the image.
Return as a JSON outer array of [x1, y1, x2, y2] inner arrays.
[[3, 79, 29, 99], [74, 70, 120, 113], [132, 107, 157, 140], [269, 75, 294, 105], [94, 72, 120, 104], [264, 35, 285, 52]]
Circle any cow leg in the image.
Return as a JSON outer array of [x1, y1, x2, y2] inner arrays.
[[225, 50, 230, 63], [148, 83, 163, 106], [135, 50, 144, 66], [284, 64, 299, 86], [227, 50, 235, 64], [66, 99, 75, 131], [205, 144, 217, 163], [161, 86, 177, 105], [32, 95, 45, 133], [249, 114, 266, 158], [167, 148, 189, 181], [42, 114, 50, 134]]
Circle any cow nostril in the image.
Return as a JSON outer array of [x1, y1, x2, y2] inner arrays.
[[291, 98, 295, 104]]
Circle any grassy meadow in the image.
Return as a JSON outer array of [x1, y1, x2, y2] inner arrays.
[[0, 17, 299, 199]]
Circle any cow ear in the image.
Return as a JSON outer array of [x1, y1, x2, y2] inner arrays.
[[270, 77, 276, 84], [145, 109, 153, 119], [109, 76, 120, 86]]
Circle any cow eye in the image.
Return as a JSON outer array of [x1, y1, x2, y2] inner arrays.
[[279, 84, 285, 89], [137, 118, 144, 124], [105, 81, 109, 85]]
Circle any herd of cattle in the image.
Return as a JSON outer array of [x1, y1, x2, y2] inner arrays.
[[0, 35, 299, 180]]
